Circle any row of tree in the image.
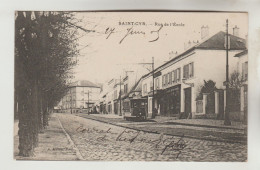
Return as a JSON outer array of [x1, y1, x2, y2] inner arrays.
[[15, 11, 79, 156]]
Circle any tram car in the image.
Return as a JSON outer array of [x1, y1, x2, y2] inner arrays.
[[123, 98, 147, 121]]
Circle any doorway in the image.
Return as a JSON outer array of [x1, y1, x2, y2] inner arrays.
[[184, 87, 191, 115]]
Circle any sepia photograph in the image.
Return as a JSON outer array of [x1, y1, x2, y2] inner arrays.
[[13, 11, 248, 161]]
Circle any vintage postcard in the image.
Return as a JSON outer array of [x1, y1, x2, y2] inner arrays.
[[14, 11, 248, 161]]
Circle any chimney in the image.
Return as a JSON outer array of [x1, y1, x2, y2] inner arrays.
[[188, 40, 191, 47], [233, 25, 239, 37], [184, 39, 197, 51], [169, 51, 178, 60], [193, 40, 199, 46], [201, 25, 209, 40]]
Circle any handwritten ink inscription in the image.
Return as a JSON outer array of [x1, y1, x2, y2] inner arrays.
[[105, 25, 163, 44], [75, 125, 187, 159]]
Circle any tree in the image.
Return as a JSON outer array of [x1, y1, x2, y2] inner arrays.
[[196, 80, 217, 100], [228, 70, 243, 112], [15, 11, 79, 156], [229, 70, 243, 90]]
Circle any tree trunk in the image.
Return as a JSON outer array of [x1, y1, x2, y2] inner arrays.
[[18, 89, 34, 157], [38, 92, 44, 133], [31, 81, 39, 147], [43, 100, 49, 128]]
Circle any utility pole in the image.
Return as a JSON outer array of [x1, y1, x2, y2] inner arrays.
[[87, 90, 90, 114], [70, 88, 72, 114], [119, 76, 122, 116], [151, 57, 155, 119], [224, 19, 231, 125], [137, 57, 155, 119]]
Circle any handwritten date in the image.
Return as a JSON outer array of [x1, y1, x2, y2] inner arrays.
[[105, 25, 163, 44]]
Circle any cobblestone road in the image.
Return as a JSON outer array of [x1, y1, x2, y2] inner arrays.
[[77, 114, 247, 143], [56, 113, 247, 161]]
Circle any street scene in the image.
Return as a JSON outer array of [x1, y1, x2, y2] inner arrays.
[[14, 11, 248, 161]]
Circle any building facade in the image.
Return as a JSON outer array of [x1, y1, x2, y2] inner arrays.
[[121, 72, 143, 115], [142, 30, 247, 119], [60, 80, 101, 113]]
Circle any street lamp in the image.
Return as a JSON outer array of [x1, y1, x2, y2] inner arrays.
[[224, 19, 231, 125], [70, 88, 72, 114], [119, 76, 122, 116]]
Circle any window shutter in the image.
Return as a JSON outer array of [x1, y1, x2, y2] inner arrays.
[[162, 75, 164, 87], [187, 65, 189, 78], [178, 68, 181, 81], [172, 71, 175, 83], [183, 66, 185, 78], [174, 69, 178, 83], [190, 62, 194, 77], [168, 73, 171, 84], [183, 65, 187, 79]]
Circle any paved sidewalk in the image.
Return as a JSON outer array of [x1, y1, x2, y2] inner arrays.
[[92, 113, 124, 119], [14, 114, 79, 160]]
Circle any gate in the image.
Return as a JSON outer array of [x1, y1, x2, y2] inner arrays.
[[184, 87, 191, 114], [218, 90, 224, 119], [206, 92, 215, 114]]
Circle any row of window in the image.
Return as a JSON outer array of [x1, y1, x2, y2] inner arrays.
[[161, 62, 194, 87], [143, 62, 194, 92], [161, 67, 181, 87]]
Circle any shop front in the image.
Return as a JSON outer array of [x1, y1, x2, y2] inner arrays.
[[158, 85, 181, 116]]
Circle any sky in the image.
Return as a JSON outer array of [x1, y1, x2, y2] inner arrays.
[[72, 12, 248, 84]]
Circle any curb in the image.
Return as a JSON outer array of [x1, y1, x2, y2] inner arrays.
[[161, 121, 245, 131], [56, 115, 85, 160]]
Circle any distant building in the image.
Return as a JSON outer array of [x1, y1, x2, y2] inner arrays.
[[60, 80, 101, 113], [98, 71, 144, 115], [121, 71, 142, 115], [98, 78, 120, 114]]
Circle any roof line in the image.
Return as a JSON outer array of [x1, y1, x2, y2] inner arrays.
[[143, 31, 246, 79], [234, 49, 248, 57]]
